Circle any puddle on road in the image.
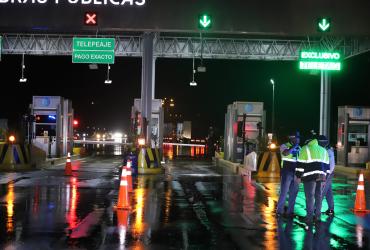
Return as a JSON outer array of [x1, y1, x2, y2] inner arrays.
[[1, 161, 370, 249]]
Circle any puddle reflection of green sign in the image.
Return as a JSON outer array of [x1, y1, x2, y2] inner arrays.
[[72, 37, 115, 64], [299, 51, 341, 71]]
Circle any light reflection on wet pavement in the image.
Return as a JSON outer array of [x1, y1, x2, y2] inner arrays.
[[0, 156, 370, 249]]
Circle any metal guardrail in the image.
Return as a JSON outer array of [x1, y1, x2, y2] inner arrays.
[[163, 142, 206, 147], [74, 140, 132, 145], [74, 140, 205, 147]]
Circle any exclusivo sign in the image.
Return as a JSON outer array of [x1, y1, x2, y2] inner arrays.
[[299, 61, 341, 71], [299, 51, 342, 71], [300, 51, 340, 60], [0, 0, 145, 6]]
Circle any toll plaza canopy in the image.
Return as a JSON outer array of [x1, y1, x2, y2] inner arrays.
[[1, 0, 370, 36]]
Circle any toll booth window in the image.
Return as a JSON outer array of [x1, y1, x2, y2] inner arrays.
[[35, 115, 57, 123], [35, 125, 56, 136], [348, 125, 368, 146]]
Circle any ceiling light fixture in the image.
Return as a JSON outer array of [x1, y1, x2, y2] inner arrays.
[[19, 53, 27, 83], [104, 64, 112, 84]]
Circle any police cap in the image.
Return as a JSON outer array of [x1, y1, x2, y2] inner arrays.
[[288, 131, 300, 139], [317, 135, 329, 147]]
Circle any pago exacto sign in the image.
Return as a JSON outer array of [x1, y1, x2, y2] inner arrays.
[[72, 37, 115, 64], [299, 51, 341, 71], [0, 0, 145, 6]]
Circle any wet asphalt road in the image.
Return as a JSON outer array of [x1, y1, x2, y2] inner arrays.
[[1, 156, 370, 249]]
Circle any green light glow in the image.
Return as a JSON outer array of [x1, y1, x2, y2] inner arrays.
[[299, 61, 341, 71], [318, 18, 331, 32], [299, 51, 342, 71], [300, 51, 340, 60], [198, 14, 212, 29]]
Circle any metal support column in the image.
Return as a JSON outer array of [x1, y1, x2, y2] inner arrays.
[[320, 71, 331, 139], [319, 71, 331, 139], [344, 113, 349, 166], [152, 57, 156, 99], [141, 33, 155, 145]]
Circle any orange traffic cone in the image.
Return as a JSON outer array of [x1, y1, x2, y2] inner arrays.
[[117, 209, 129, 228], [65, 152, 72, 176], [117, 168, 130, 210], [126, 160, 133, 193], [352, 172, 370, 213], [116, 209, 129, 245]]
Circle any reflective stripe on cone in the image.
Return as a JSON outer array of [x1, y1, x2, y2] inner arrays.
[[117, 168, 130, 210]]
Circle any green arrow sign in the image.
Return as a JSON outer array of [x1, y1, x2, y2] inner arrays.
[[318, 18, 331, 32], [198, 14, 212, 30]]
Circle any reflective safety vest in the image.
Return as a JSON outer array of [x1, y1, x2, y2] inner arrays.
[[280, 142, 300, 171], [296, 139, 329, 182]]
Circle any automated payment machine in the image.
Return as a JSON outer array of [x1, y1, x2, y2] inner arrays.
[[337, 106, 370, 167], [224, 102, 266, 163], [132, 99, 164, 148], [31, 96, 73, 158]]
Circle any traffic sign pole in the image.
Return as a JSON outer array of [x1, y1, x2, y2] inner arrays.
[[320, 71, 331, 139]]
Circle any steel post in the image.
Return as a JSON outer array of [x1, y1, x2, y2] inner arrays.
[[152, 56, 156, 99], [141, 33, 155, 145], [344, 113, 349, 166], [320, 71, 331, 139], [272, 82, 275, 138]]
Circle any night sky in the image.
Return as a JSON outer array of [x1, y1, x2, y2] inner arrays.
[[1, 51, 370, 143]]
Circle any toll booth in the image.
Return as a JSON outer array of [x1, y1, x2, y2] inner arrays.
[[337, 106, 370, 167], [132, 99, 164, 148], [224, 102, 266, 163], [31, 96, 73, 158], [0, 119, 8, 142]]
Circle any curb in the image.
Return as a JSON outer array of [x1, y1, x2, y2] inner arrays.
[[215, 157, 248, 175], [216, 158, 370, 178], [334, 165, 370, 176], [39, 154, 83, 169]]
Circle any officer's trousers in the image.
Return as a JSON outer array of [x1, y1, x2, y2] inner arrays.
[[322, 173, 334, 210], [276, 169, 300, 214], [303, 180, 324, 221]]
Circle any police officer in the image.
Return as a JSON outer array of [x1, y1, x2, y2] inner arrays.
[[276, 131, 301, 217], [318, 135, 336, 216], [296, 135, 329, 224]]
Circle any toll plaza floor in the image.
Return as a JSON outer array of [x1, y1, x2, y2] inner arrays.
[[0, 157, 370, 249]]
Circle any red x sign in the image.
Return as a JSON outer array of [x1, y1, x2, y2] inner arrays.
[[85, 12, 97, 26]]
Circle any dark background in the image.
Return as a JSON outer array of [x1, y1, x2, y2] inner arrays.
[[1, 50, 370, 144], [1, 0, 370, 35]]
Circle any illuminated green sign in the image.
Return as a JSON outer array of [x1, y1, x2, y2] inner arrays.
[[317, 18, 331, 32], [72, 37, 115, 64], [198, 14, 212, 30], [299, 51, 341, 71]]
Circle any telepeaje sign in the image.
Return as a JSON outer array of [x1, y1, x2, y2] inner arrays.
[[72, 37, 115, 64]]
